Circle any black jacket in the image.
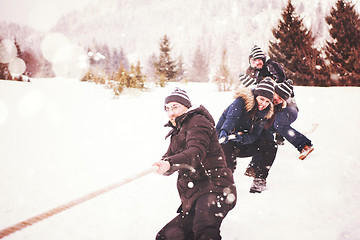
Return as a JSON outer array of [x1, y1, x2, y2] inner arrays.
[[163, 105, 236, 213], [247, 58, 286, 83]]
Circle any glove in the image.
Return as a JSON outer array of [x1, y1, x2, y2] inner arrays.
[[228, 132, 244, 143], [218, 130, 229, 144], [239, 74, 256, 88], [232, 133, 243, 143]]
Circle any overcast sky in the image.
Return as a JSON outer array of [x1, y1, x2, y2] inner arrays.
[[0, 0, 99, 31], [1, 0, 359, 32]]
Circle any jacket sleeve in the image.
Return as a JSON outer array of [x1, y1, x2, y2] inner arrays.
[[267, 61, 286, 83], [216, 98, 246, 134], [239, 119, 267, 145], [166, 115, 211, 168]]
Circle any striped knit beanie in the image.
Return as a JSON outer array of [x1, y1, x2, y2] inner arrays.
[[249, 45, 266, 60], [239, 74, 256, 88], [253, 77, 275, 101], [165, 87, 192, 108], [275, 79, 294, 100]]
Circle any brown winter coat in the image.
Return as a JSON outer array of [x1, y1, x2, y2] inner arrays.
[[163, 105, 236, 213]]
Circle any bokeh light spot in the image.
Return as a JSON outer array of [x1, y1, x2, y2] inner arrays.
[[8, 57, 26, 75], [41, 32, 89, 79], [0, 39, 17, 64]]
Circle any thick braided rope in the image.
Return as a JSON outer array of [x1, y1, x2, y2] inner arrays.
[[0, 166, 157, 239]]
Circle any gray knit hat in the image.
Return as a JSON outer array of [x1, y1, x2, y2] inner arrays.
[[275, 79, 294, 100], [165, 87, 192, 108], [253, 77, 275, 100], [249, 45, 266, 60]]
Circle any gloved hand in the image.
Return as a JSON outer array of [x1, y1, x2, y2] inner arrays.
[[232, 132, 243, 143], [226, 132, 243, 143], [153, 160, 171, 175], [218, 130, 229, 144]]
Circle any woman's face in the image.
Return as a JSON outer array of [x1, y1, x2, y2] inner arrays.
[[273, 93, 285, 106], [165, 102, 188, 126], [256, 96, 272, 111]]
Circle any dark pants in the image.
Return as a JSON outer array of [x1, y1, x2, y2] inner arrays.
[[156, 193, 235, 240], [221, 130, 277, 179]]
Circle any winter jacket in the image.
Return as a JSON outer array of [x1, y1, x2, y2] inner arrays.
[[246, 58, 286, 84], [265, 97, 298, 130], [216, 87, 274, 145], [163, 105, 236, 213]]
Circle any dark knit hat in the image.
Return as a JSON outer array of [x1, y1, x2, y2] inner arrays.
[[275, 79, 294, 100], [249, 45, 266, 60], [254, 77, 275, 100], [165, 87, 192, 108]]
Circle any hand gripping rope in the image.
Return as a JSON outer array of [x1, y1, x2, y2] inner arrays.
[[0, 166, 158, 239]]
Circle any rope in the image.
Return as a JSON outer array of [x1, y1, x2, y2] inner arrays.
[[0, 166, 158, 239]]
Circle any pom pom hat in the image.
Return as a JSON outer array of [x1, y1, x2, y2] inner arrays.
[[249, 45, 266, 60], [165, 87, 192, 108], [275, 80, 294, 101], [253, 77, 275, 101]]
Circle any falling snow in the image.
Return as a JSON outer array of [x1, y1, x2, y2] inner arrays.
[[0, 79, 359, 240]]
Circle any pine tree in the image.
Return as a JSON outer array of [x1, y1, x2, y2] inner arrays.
[[191, 45, 209, 82], [325, 0, 360, 86], [155, 35, 177, 82], [176, 55, 186, 82], [0, 63, 11, 80], [268, 0, 324, 86], [130, 61, 146, 89], [213, 48, 234, 91], [22, 50, 38, 77]]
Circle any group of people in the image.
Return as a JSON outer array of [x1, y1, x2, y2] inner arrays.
[[152, 45, 314, 239]]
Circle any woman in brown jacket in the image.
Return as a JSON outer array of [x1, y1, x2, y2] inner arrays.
[[153, 88, 236, 240]]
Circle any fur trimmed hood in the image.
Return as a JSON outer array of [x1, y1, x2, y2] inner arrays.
[[233, 86, 274, 119]]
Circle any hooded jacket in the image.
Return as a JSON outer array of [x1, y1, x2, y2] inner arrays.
[[163, 105, 236, 213], [216, 86, 274, 145]]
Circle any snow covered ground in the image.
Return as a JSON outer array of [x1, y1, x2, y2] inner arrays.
[[0, 78, 359, 240]]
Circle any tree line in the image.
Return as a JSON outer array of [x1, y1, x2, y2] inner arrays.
[[214, 0, 360, 88]]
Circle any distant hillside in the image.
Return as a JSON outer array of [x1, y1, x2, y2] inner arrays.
[[1, 0, 336, 78], [52, 0, 334, 76]]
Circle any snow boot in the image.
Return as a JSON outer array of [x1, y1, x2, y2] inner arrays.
[[299, 145, 314, 160], [275, 133, 285, 145], [244, 166, 256, 177], [249, 178, 267, 193], [244, 163, 261, 178]]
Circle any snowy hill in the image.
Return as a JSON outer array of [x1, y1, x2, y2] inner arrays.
[[0, 78, 359, 239]]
